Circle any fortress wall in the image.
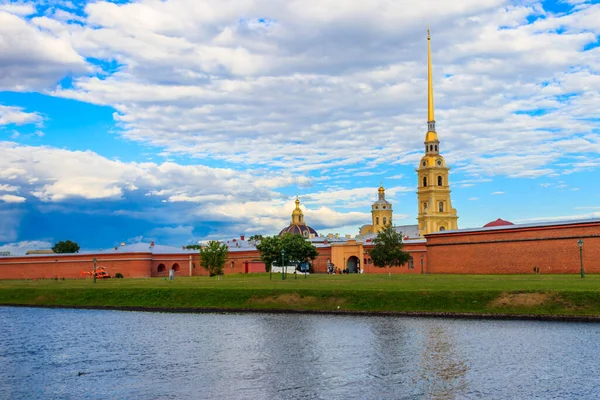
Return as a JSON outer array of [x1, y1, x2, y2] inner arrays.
[[426, 222, 600, 274], [0, 253, 153, 280]]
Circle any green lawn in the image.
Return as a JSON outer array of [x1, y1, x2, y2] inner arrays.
[[1, 274, 599, 318]]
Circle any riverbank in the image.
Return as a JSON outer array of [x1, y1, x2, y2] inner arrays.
[[2, 274, 599, 320]]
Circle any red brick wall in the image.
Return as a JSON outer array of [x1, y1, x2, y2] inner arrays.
[[0, 253, 153, 279], [426, 222, 600, 274]]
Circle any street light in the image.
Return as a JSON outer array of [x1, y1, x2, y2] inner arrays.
[[93, 257, 97, 284], [420, 254, 424, 275], [578, 238, 584, 279], [281, 249, 285, 281]]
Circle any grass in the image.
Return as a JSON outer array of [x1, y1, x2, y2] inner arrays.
[[1, 274, 599, 318]]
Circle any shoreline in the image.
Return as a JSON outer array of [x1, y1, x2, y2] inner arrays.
[[3, 303, 600, 323]]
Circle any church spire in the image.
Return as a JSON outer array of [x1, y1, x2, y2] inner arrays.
[[426, 29, 437, 136]]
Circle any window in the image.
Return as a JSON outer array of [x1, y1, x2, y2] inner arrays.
[[439, 226, 446, 231], [423, 177, 427, 187], [382, 205, 386, 209], [376, 217, 379, 225], [383, 217, 387, 225], [435, 145, 438, 151], [408, 256, 414, 269], [423, 202, 428, 210], [439, 202, 443, 212], [430, 145, 433, 151], [438, 176, 442, 186]]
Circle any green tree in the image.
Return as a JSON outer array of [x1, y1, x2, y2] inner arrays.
[[248, 234, 264, 243], [367, 224, 410, 278], [256, 235, 281, 272], [185, 244, 202, 250], [256, 234, 319, 272], [52, 240, 80, 254], [281, 233, 318, 265], [199, 240, 229, 276]]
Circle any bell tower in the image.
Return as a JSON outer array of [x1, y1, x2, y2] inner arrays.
[[416, 29, 458, 235], [371, 183, 393, 233]]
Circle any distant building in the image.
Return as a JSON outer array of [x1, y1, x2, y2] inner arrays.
[[25, 250, 54, 255], [279, 196, 318, 238]]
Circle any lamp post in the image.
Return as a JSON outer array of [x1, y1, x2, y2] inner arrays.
[[578, 238, 584, 279], [281, 249, 285, 281], [420, 254, 424, 275], [93, 257, 97, 284]]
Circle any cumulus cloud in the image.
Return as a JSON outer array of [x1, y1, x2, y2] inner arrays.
[[0, 142, 368, 237], [0, 240, 53, 256], [0, 104, 43, 126], [0, 194, 26, 203], [0, 9, 89, 90], [1, 1, 599, 242]]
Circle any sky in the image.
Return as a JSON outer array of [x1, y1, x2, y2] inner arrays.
[[1, 0, 599, 254]]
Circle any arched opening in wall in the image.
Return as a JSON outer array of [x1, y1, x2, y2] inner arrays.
[[172, 263, 180, 272], [423, 177, 427, 187], [438, 176, 442, 186], [435, 145, 438, 151], [376, 217, 379, 225], [429, 145, 433, 151], [439, 226, 446, 231], [347, 256, 360, 273], [408, 256, 414, 269], [439, 202, 443, 212], [157, 264, 166, 273], [383, 217, 387, 225]]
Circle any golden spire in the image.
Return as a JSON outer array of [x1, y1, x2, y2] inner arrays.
[[427, 28, 435, 126]]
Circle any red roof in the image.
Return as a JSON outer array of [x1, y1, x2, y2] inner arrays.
[[483, 218, 514, 227]]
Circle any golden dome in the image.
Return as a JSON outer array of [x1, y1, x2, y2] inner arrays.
[[425, 131, 439, 143]]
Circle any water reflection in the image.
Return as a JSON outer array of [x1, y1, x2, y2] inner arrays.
[[415, 324, 469, 399], [1, 307, 599, 400]]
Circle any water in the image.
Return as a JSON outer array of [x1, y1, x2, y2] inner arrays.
[[1, 307, 599, 399]]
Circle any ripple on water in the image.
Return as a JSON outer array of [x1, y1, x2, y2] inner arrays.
[[1, 307, 599, 399]]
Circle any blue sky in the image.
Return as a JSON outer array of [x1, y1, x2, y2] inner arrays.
[[1, 0, 600, 254]]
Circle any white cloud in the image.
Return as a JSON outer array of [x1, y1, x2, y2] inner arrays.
[[491, 191, 505, 195], [0, 194, 26, 203], [0, 104, 43, 126], [0, 10, 89, 90], [468, 197, 479, 201], [0, 184, 18, 192], [0, 240, 53, 256]]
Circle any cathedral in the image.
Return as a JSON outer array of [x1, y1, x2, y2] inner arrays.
[[357, 29, 459, 238]]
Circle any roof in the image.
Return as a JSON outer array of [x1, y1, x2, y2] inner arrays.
[[427, 218, 600, 236], [279, 224, 318, 237], [483, 218, 514, 227], [359, 224, 421, 241]]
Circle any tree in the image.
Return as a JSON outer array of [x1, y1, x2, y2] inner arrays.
[[367, 224, 410, 278], [52, 240, 80, 254], [185, 244, 202, 250], [256, 234, 319, 272], [248, 234, 264, 243], [256, 236, 281, 272], [199, 240, 229, 276], [280, 233, 318, 266]]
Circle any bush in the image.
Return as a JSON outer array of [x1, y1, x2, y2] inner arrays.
[[115, 273, 124, 278]]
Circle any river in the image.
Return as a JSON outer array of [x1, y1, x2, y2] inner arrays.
[[1, 307, 599, 399]]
